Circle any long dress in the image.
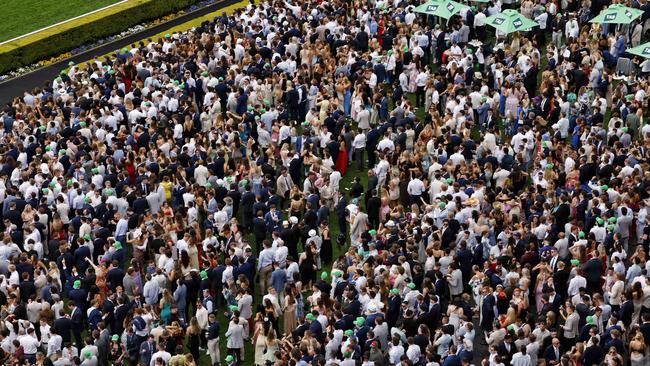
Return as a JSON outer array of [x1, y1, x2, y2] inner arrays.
[[300, 251, 317, 287], [335, 149, 348, 175], [321, 235, 333, 264], [283, 297, 297, 335], [254, 334, 267, 366]]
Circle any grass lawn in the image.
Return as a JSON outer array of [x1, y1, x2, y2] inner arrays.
[[0, 0, 121, 43]]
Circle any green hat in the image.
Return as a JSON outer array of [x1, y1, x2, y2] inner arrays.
[[445, 178, 454, 184], [438, 202, 446, 209], [79, 121, 87, 128], [144, 101, 152, 107], [345, 329, 354, 336], [368, 229, 377, 236], [466, 49, 472, 55], [49, 181, 56, 187], [121, 48, 128, 54], [302, 121, 310, 126], [225, 355, 234, 363], [571, 259, 580, 266], [354, 317, 365, 327], [390, 288, 400, 295], [622, 127, 629, 133], [107, 69, 115, 75], [39, 125, 46, 131], [239, 179, 249, 186], [83, 351, 92, 359], [113, 241, 122, 250], [387, 50, 393, 56], [41, 188, 49, 194], [480, 96, 488, 102], [45, 146, 52, 152], [68, 61, 75, 66], [403, 46, 409, 52], [332, 270, 343, 277], [179, 83, 185, 88], [165, 34, 172, 39], [254, 116, 260, 120], [60, 70, 66, 75], [260, 108, 266, 113], [557, 13, 563, 17], [202, 71, 209, 77], [218, 77, 224, 81], [247, 105, 254, 112], [55, 77, 62, 83], [538, 5, 545, 11], [596, 217, 604, 225], [608, 217, 617, 224], [84, 234, 91, 241], [83, 197, 90, 203], [321, 272, 328, 280], [407, 282, 416, 289], [600, 185, 608, 191], [306, 313, 316, 321], [105, 188, 114, 196], [173, 80, 180, 85], [546, 163, 553, 169], [206, 182, 212, 188], [111, 334, 119, 342], [586, 315, 594, 325], [92, 168, 99, 174], [229, 305, 238, 312], [263, 99, 270, 105], [607, 224, 615, 232], [73, 280, 81, 289], [626, 94, 634, 101], [66, 179, 72, 187], [542, 141, 548, 149], [578, 231, 585, 238], [567, 93, 577, 102], [59, 149, 66, 155], [507, 324, 515, 331], [200, 270, 208, 280]]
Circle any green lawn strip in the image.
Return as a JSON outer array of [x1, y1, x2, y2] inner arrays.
[[0, 0, 121, 43]]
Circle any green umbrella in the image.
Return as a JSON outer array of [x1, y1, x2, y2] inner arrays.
[[627, 41, 650, 59], [485, 9, 538, 34], [414, 0, 468, 19], [590, 4, 644, 24]]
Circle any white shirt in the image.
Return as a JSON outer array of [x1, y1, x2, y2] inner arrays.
[[19, 334, 40, 354]]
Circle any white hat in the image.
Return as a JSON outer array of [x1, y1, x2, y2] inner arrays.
[[385, 220, 395, 227], [309, 229, 317, 237], [289, 216, 298, 224], [282, 220, 289, 226]]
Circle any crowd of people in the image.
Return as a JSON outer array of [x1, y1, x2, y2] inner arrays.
[[2, 0, 650, 365]]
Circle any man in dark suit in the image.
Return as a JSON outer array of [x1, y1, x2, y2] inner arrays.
[[366, 190, 381, 229], [240, 185, 255, 230], [498, 334, 517, 366], [69, 303, 84, 349], [544, 338, 562, 365], [480, 287, 496, 338], [53, 308, 73, 345], [252, 210, 267, 253]]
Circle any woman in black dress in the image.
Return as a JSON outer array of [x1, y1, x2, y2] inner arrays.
[[319, 221, 332, 265], [299, 243, 318, 289], [186, 317, 201, 362]]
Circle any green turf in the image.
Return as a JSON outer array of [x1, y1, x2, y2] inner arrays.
[[0, 0, 121, 43]]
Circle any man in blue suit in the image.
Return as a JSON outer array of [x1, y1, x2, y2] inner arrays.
[[543, 337, 562, 365]]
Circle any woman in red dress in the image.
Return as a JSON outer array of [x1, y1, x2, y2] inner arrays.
[[335, 136, 348, 175]]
